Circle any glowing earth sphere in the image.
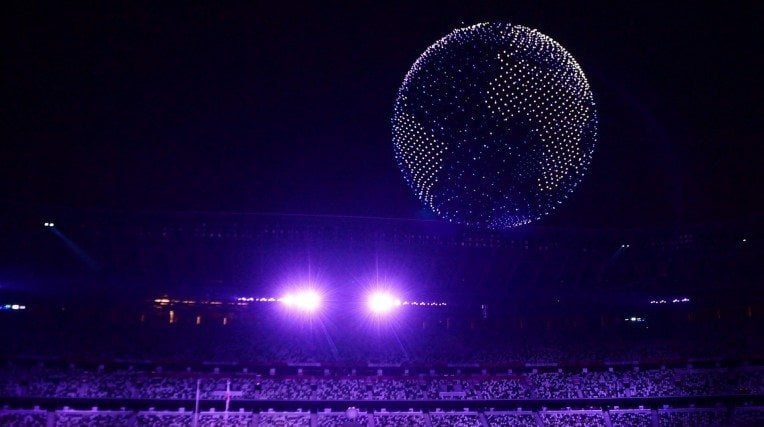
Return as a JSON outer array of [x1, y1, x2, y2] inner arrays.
[[392, 23, 597, 228]]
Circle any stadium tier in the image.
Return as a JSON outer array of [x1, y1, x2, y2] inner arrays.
[[0, 211, 761, 424], [0, 407, 763, 426]]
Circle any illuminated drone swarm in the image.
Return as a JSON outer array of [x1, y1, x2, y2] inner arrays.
[[392, 23, 597, 228]]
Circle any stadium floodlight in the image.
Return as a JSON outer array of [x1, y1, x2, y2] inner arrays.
[[280, 289, 321, 312], [367, 291, 402, 314]]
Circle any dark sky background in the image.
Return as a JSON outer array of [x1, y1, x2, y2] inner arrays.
[[2, 2, 762, 228]]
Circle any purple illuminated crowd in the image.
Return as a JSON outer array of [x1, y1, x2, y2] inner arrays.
[[1, 364, 762, 401], [1, 406, 763, 426]]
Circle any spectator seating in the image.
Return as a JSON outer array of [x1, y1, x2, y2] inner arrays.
[[608, 409, 653, 427], [485, 411, 537, 427]]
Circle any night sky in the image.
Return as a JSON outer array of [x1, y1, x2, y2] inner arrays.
[[3, 2, 761, 228]]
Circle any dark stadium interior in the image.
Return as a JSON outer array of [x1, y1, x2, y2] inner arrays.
[[1, 2, 762, 427]]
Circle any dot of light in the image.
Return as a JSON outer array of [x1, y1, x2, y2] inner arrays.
[[367, 291, 402, 314], [280, 289, 321, 312]]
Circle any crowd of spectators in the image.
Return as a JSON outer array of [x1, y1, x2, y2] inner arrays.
[[486, 412, 537, 427], [529, 373, 580, 399], [608, 410, 653, 427], [657, 408, 727, 426], [1, 364, 762, 402], [1, 407, 763, 426], [372, 413, 426, 427], [0, 409, 47, 427], [317, 412, 367, 427], [473, 379, 532, 400], [315, 379, 368, 400], [136, 411, 193, 427], [257, 412, 310, 427], [429, 412, 481, 426], [258, 379, 313, 400], [198, 410, 250, 427], [538, 410, 607, 427], [55, 410, 132, 426]]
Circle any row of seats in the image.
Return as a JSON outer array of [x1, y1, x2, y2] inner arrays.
[[0, 407, 761, 426], [2, 366, 761, 400]]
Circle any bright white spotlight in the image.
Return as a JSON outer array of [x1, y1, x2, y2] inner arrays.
[[280, 289, 321, 312], [367, 291, 401, 314]]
